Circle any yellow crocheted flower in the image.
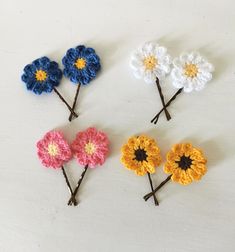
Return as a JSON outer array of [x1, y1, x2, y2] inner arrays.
[[121, 135, 162, 176], [164, 143, 207, 185]]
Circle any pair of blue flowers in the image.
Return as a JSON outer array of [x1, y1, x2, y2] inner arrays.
[[21, 45, 101, 95]]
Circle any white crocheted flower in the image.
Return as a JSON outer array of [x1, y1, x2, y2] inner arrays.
[[171, 52, 214, 93], [130, 42, 171, 84]]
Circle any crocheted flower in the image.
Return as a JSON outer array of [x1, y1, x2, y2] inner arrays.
[[37, 131, 72, 169], [71, 127, 109, 168], [62, 45, 101, 85], [130, 42, 171, 84], [164, 143, 207, 185], [21, 57, 62, 95], [171, 52, 214, 93], [121, 135, 162, 176]]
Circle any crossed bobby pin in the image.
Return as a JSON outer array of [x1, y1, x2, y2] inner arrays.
[[121, 135, 207, 206], [37, 127, 109, 206]]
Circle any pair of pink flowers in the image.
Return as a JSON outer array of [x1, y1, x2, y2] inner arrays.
[[37, 127, 109, 205], [37, 127, 109, 169]]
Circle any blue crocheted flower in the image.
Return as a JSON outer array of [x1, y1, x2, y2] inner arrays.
[[21, 57, 62, 95], [62, 45, 101, 85]]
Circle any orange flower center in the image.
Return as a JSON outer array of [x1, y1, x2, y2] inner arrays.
[[35, 70, 47, 81], [143, 56, 157, 70], [74, 58, 86, 69], [184, 63, 198, 78]]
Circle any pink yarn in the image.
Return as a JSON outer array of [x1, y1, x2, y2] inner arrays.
[[71, 127, 109, 168], [37, 131, 72, 169]]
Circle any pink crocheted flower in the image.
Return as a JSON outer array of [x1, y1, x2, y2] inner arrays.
[[71, 127, 109, 168], [37, 131, 72, 169]]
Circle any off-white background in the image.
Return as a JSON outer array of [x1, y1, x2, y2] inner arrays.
[[0, 0, 234, 251]]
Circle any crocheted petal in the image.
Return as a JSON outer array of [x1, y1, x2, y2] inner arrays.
[[39, 57, 50, 67], [83, 47, 96, 56], [32, 83, 44, 95], [153, 68, 166, 80], [142, 42, 156, 55], [130, 57, 144, 70], [23, 64, 36, 76], [48, 69, 62, 82], [158, 54, 171, 67], [26, 79, 36, 90], [32, 58, 44, 68], [66, 48, 79, 61], [171, 80, 183, 89], [179, 53, 190, 64], [143, 70, 156, 84], [84, 66, 97, 78], [183, 80, 194, 93], [188, 52, 200, 62], [47, 61, 59, 71], [44, 81, 54, 92], [171, 68, 184, 81], [198, 71, 212, 82], [75, 45, 86, 53], [155, 46, 167, 58], [198, 62, 214, 72], [70, 71, 82, 83], [173, 58, 184, 69]]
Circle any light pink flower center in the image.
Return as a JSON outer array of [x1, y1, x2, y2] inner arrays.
[[47, 143, 59, 157], [84, 142, 96, 155]]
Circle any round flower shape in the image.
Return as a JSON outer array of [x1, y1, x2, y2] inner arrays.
[[21, 57, 62, 95], [62, 45, 101, 85], [121, 135, 162, 176], [71, 127, 109, 168], [130, 42, 171, 84], [164, 143, 207, 185], [171, 52, 214, 93], [37, 131, 72, 169]]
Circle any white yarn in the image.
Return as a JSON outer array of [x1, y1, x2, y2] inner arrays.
[[130, 42, 172, 84], [171, 52, 214, 93]]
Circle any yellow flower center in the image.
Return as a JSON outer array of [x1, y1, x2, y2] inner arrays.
[[47, 143, 59, 157], [184, 63, 198, 78], [84, 142, 96, 155], [35, 70, 47, 82], [143, 56, 157, 70], [74, 58, 86, 69]]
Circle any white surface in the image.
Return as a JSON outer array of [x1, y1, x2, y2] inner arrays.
[[0, 0, 234, 251]]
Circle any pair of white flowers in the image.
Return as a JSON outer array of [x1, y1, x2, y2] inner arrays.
[[130, 42, 214, 93]]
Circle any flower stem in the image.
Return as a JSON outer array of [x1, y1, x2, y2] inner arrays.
[[147, 173, 159, 206], [53, 87, 78, 118], [68, 83, 81, 121], [151, 88, 183, 124], [143, 175, 172, 202], [61, 166, 77, 206], [156, 77, 171, 121], [67, 165, 89, 206]]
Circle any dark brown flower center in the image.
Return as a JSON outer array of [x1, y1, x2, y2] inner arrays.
[[176, 155, 192, 170], [134, 148, 148, 162]]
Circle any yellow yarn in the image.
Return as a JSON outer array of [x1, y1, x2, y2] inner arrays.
[[143, 56, 157, 70], [35, 70, 47, 81], [75, 58, 86, 69], [121, 135, 161, 176], [47, 143, 58, 157], [164, 143, 207, 185], [184, 63, 198, 78], [84, 142, 96, 155]]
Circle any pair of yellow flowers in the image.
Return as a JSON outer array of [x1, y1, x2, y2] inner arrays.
[[121, 135, 207, 186]]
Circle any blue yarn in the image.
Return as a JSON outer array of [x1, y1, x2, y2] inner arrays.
[[21, 56, 62, 95], [62, 45, 101, 85]]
